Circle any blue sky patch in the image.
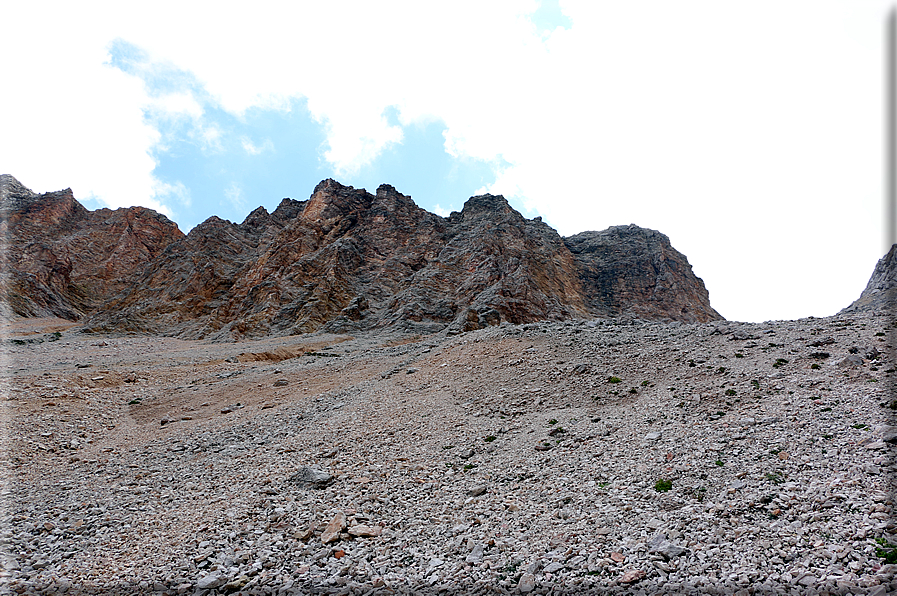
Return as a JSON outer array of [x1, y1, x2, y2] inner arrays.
[[341, 107, 508, 217], [108, 41, 508, 232], [531, 0, 572, 35]]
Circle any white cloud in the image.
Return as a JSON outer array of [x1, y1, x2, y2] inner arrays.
[[241, 137, 274, 156], [152, 179, 191, 210], [432, 204, 451, 217], [191, 123, 224, 154], [223, 182, 246, 211], [147, 91, 204, 121]]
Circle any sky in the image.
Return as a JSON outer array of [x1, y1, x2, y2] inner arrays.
[[2, 0, 892, 323]]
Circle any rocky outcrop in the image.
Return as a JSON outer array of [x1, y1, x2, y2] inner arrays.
[[839, 244, 897, 317], [1, 175, 183, 319], [5, 176, 723, 337], [83, 198, 307, 336], [82, 180, 597, 339], [564, 225, 722, 323]]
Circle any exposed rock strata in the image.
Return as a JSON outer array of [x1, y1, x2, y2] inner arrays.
[[840, 243, 897, 317], [0, 175, 183, 319], [565, 225, 722, 323], [4, 176, 724, 337]]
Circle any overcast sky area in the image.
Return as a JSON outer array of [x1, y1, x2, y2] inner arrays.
[[2, 1, 892, 323]]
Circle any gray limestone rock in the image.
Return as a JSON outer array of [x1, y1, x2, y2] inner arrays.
[[287, 466, 333, 489], [647, 533, 690, 559]]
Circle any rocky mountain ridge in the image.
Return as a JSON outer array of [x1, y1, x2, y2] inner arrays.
[[0, 174, 183, 320], [2, 176, 723, 338], [840, 243, 897, 317]]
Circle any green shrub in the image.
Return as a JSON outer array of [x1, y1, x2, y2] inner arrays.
[[654, 479, 673, 492], [608, 376, 622, 384], [875, 538, 897, 563]]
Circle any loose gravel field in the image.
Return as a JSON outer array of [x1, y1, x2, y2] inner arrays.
[[1, 312, 895, 595]]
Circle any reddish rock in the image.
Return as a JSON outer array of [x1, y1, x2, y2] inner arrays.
[[5, 176, 725, 336], [321, 511, 347, 544], [347, 524, 381, 537], [619, 568, 646, 583], [1, 175, 183, 319]]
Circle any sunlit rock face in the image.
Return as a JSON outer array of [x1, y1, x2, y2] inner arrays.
[[0, 175, 183, 320], [4, 176, 725, 339]]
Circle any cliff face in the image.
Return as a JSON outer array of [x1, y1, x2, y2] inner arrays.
[[564, 225, 722, 323], [4, 176, 724, 338], [0, 175, 184, 319], [839, 244, 897, 317], [81, 180, 600, 339]]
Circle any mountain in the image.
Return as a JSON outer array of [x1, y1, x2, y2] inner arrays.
[[2, 176, 724, 338], [565, 225, 720, 323], [839, 243, 897, 317], [0, 175, 183, 320]]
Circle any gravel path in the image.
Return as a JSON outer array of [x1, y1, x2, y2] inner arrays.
[[1, 312, 895, 595]]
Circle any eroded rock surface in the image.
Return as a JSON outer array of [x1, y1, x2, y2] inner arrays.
[[565, 225, 722, 323], [841, 243, 897, 317], [5, 176, 723, 338], [0, 175, 183, 319]]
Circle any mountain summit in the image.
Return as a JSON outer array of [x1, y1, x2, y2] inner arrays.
[[2, 177, 723, 338]]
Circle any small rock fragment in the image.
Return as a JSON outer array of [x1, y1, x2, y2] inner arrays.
[[468, 485, 487, 497], [466, 542, 485, 564], [619, 568, 646, 584], [518, 573, 536, 593], [647, 533, 690, 559], [288, 466, 333, 489], [196, 572, 226, 590], [347, 524, 381, 538], [321, 511, 347, 544], [222, 575, 250, 592], [879, 425, 897, 443], [838, 354, 863, 367]]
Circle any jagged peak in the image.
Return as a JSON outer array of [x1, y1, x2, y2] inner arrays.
[[271, 198, 305, 221], [376, 183, 398, 196], [566, 224, 670, 244], [189, 215, 233, 234], [0, 174, 35, 198], [312, 178, 357, 194], [304, 179, 373, 221], [460, 193, 518, 218], [241, 206, 271, 227]]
